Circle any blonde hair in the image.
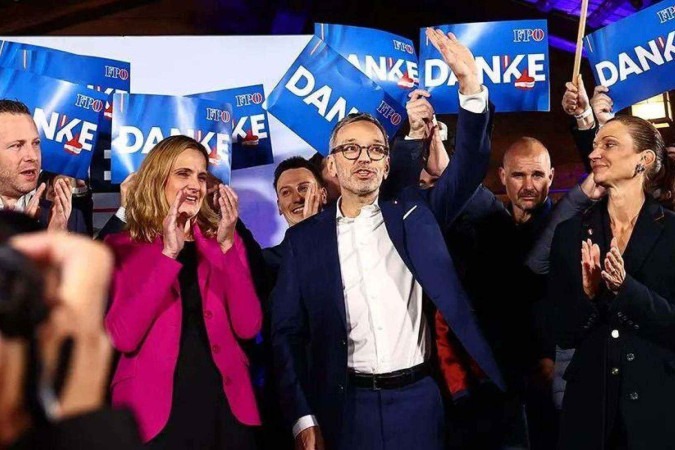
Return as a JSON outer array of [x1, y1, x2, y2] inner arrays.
[[126, 135, 220, 242]]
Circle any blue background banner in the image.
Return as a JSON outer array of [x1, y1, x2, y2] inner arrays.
[[0, 40, 132, 192], [266, 36, 406, 155], [419, 19, 550, 113], [315, 23, 418, 108], [111, 93, 232, 184], [0, 67, 107, 179], [189, 85, 274, 170], [584, 0, 675, 112]]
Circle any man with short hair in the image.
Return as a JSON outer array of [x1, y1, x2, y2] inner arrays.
[[272, 29, 503, 450], [0, 99, 73, 231], [439, 136, 560, 450]]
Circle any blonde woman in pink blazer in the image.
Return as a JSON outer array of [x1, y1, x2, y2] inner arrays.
[[104, 136, 262, 449]]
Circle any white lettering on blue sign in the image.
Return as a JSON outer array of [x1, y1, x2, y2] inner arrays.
[[33, 108, 97, 151], [285, 65, 359, 123], [113, 127, 230, 154], [594, 30, 675, 86], [346, 54, 418, 83], [424, 53, 546, 87]]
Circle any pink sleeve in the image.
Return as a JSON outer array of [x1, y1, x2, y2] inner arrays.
[[207, 232, 262, 339], [104, 238, 182, 353]]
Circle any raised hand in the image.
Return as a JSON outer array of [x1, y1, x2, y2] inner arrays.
[[295, 426, 325, 450], [602, 238, 625, 293], [581, 239, 602, 299], [162, 188, 189, 259], [48, 178, 73, 232], [406, 89, 434, 140], [590, 85, 614, 127], [24, 182, 46, 219], [425, 28, 480, 95], [302, 182, 323, 221], [563, 75, 590, 117], [216, 184, 239, 254], [580, 174, 606, 201]]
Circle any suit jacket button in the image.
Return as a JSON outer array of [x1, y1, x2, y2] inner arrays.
[[342, 340, 347, 346], [629, 392, 639, 401], [611, 367, 619, 375], [634, 324, 640, 330], [338, 384, 344, 392], [611, 329, 620, 339], [626, 353, 635, 362]]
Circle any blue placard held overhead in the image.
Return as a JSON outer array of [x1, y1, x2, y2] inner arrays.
[[419, 20, 550, 113], [111, 93, 232, 184], [0, 67, 107, 179], [0, 40, 131, 191], [266, 36, 407, 155], [190, 85, 274, 170], [315, 23, 418, 107], [584, 0, 675, 112]]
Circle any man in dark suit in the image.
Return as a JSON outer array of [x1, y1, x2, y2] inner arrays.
[[271, 29, 504, 450]]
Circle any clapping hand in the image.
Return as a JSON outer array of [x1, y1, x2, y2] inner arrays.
[[601, 238, 626, 293], [425, 28, 480, 95], [581, 239, 602, 299], [215, 184, 239, 254], [162, 188, 189, 259]]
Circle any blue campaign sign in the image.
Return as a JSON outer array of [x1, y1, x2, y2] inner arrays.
[[0, 40, 132, 192], [0, 67, 107, 179], [419, 20, 550, 113], [189, 85, 274, 170], [111, 93, 233, 184], [584, 0, 675, 112], [315, 23, 418, 107], [266, 36, 406, 156]]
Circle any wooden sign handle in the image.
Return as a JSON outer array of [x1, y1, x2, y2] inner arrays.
[[573, 0, 590, 86]]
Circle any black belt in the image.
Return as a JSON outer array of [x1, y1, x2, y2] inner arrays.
[[348, 363, 429, 391]]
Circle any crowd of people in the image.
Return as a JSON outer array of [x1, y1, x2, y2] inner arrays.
[[0, 29, 674, 450]]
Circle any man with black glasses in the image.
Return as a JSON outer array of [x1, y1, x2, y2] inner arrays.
[[271, 29, 504, 450]]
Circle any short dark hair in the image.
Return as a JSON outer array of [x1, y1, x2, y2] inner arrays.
[[0, 99, 31, 116], [328, 113, 389, 151], [273, 156, 324, 191]]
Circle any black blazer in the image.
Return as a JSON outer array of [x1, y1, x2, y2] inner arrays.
[[550, 197, 675, 450]]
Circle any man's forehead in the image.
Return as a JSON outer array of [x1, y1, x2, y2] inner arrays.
[[278, 167, 315, 187], [335, 120, 385, 144], [504, 146, 550, 170]]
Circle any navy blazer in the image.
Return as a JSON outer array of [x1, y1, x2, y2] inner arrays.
[[271, 104, 504, 449]]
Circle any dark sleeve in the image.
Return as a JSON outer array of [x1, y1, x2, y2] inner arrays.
[[67, 207, 89, 235], [235, 219, 273, 301], [526, 185, 595, 275], [550, 222, 600, 350], [456, 185, 505, 224], [9, 409, 142, 450], [608, 274, 675, 352], [95, 215, 126, 241], [270, 234, 312, 428], [72, 192, 94, 235], [426, 102, 494, 229], [571, 122, 597, 173], [379, 138, 425, 201]]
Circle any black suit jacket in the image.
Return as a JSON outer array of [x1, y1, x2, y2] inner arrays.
[[550, 197, 675, 450]]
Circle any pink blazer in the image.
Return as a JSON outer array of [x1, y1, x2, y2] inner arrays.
[[104, 226, 262, 442]]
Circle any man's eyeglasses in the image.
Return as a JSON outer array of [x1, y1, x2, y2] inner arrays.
[[331, 144, 389, 161]]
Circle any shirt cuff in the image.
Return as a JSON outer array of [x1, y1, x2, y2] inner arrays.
[[292, 415, 318, 438], [115, 206, 127, 224], [458, 85, 489, 114]]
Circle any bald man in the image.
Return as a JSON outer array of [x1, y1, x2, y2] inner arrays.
[[439, 137, 567, 450]]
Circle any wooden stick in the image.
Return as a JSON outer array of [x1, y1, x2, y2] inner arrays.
[[573, 0, 590, 86]]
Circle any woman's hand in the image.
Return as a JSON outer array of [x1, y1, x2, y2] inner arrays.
[[581, 239, 602, 299], [162, 189, 188, 259], [602, 238, 626, 293], [216, 184, 239, 254]]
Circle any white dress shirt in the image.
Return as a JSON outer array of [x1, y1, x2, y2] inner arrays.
[[292, 87, 489, 438], [337, 198, 427, 374], [0, 190, 35, 213]]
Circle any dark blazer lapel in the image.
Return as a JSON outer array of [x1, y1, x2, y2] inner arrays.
[[315, 202, 348, 329], [380, 200, 416, 276], [622, 198, 665, 275]]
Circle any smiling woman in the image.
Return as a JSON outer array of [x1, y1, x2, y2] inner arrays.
[[550, 115, 675, 450], [102, 135, 262, 449]]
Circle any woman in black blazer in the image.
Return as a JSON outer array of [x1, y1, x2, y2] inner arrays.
[[549, 115, 675, 450]]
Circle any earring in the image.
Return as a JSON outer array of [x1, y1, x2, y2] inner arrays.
[[634, 163, 646, 176]]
